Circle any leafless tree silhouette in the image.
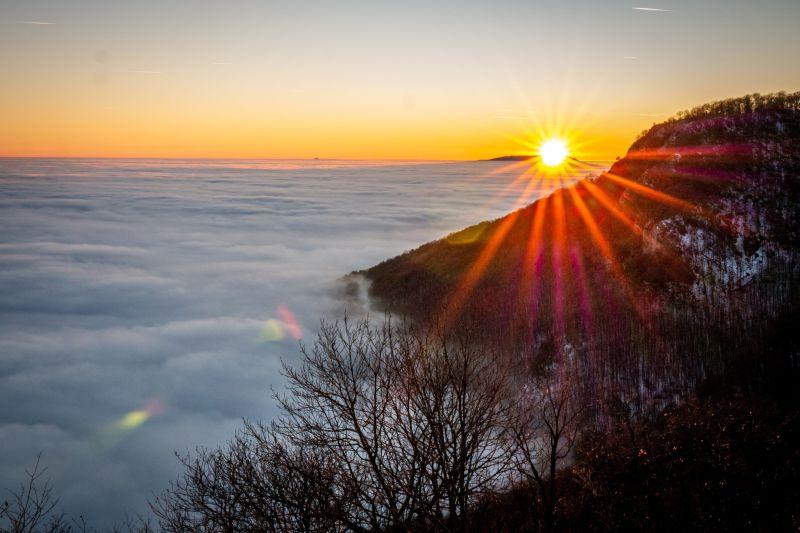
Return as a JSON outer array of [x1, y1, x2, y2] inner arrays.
[[505, 371, 586, 532]]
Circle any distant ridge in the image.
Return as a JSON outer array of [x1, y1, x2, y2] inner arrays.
[[481, 154, 583, 162], [482, 155, 535, 161]]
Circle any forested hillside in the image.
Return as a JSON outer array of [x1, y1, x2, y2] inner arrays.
[[362, 92, 800, 412]]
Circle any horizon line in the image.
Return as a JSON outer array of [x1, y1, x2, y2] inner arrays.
[[0, 155, 460, 163], [0, 155, 616, 164]]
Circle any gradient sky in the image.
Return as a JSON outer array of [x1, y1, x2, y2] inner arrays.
[[1, 0, 799, 160]]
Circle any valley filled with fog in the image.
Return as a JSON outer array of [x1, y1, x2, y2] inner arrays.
[[0, 158, 601, 525]]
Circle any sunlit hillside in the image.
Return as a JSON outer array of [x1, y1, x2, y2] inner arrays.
[[363, 92, 800, 406]]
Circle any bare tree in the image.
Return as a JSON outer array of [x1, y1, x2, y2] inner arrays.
[[2, 454, 159, 533], [397, 323, 515, 531], [0, 454, 75, 533], [231, 422, 341, 532], [151, 423, 338, 532], [276, 318, 514, 531], [505, 371, 586, 532], [153, 317, 584, 532], [111, 514, 155, 533]]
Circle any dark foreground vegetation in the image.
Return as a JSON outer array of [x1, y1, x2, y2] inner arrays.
[[6, 318, 797, 532], [153, 318, 800, 532], [4, 92, 800, 531]]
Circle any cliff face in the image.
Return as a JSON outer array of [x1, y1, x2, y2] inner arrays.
[[361, 92, 800, 402], [607, 95, 800, 294]]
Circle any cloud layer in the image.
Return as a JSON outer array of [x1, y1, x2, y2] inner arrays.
[[0, 158, 598, 526]]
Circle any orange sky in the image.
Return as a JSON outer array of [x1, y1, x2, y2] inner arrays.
[[2, 1, 799, 161]]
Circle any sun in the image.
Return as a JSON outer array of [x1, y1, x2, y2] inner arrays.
[[539, 138, 569, 167]]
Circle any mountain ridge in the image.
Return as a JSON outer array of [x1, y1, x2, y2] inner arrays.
[[356, 91, 800, 405], [480, 155, 583, 162]]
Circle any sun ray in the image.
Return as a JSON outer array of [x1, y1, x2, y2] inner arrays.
[[506, 75, 549, 141], [570, 243, 595, 338], [551, 188, 568, 347], [579, 180, 643, 236], [567, 187, 616, 263], [440, 165, 552, 328], [567, 240, 602, 388], [485, 158, 535, 176], [625, 143, 753, 161], [440, 210, 522, 327], [567, 186, 649, 321], [498, 131, 540, 153], [670, 164, 743, 185], [476, 164, 538, 211], [602, 172, 701, 214]]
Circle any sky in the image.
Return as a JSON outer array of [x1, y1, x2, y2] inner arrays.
[[1, 0, 799, 159], [0, 158, 600, 526]]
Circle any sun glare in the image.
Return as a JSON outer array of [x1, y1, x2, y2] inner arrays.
[[539, 139, 569, 167]]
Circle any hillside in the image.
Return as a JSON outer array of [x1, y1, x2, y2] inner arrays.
[[482, 155, 536, 161], [360, 92, 800, 406]]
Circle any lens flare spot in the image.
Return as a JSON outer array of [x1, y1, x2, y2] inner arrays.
[[276, 305, 302, 339], [260, 319, 285, 341], [260, 305, 303, 342], [118, 410, 148, 429], [113, 399, 165, 430], [539, 139, 569, 167]]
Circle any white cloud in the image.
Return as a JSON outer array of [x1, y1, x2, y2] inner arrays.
[[0, 158, 599, 526]]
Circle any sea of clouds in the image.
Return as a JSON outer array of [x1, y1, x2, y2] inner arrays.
[[0, 157, 599, 526]]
